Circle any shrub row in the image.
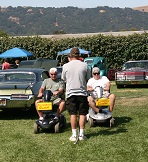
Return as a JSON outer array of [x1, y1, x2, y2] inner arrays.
[[0, 32, 147, 68]]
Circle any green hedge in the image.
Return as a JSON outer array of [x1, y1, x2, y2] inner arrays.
[[0, 32, 148, 68]]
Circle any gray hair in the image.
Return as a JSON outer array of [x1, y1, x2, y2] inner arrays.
[[49, 67, 58, 73]]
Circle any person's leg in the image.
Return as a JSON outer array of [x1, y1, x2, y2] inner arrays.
[[50, 99, 65, 123], [49, 99, 65, 124], [57, 100, 65, 117], [79, 115, 86, 129], [79, 115, 86, 138], [35, 99, 43, 119], [78, 96, 89, 140], [66, 96, 77, 141], [70, 114, 77, 129], [69, 115, 77, 140], [87, 96, 101, 113], [109, 94, 115, 112]]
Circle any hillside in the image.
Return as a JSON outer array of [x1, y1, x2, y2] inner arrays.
[[133, 5, 148, 12], [0, 6, 148, 36]]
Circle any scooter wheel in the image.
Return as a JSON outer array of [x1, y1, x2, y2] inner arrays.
[[110, 118, 115, 127], [54, 122, 60, 133], [88, 117, 94, 128], [63, 117, 66, 129], [34, 123, 40, 134]]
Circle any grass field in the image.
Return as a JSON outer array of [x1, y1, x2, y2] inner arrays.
[[0, 82, 148, 162]]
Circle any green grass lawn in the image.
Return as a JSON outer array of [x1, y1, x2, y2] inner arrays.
[[0, 83, 148, 162]]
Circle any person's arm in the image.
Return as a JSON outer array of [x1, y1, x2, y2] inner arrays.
[[61, 67, 66, 82], [103, 81, 110, 91], [53, 87, 63, 96], [87, 85, 94, 92], [101, 76, 111, 91], [2, 63, 5, 70], [86, 66, 91, 82], [37, 87, 45, 98], [53, 80, 65, 96]]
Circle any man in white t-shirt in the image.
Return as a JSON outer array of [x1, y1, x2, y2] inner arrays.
[[87, 67, 115, 113]]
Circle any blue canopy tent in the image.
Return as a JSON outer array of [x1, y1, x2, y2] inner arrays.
[[0, 47, 33, 59], [57, 47, 91, 55], [56, 48, 91, 64]]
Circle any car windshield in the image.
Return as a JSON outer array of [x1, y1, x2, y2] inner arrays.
[[122, 61, 148, 70], [84, 59, 93, 64], [0, 72, 36, 83]]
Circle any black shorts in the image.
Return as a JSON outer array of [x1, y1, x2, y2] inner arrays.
[[66, 95, 89, 115]]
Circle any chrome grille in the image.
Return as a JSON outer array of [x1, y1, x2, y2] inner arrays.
[[11, 94, 29, 100], [126, 75, 144, 80]]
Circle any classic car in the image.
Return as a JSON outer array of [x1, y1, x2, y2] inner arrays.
[[0, 68, 49, 110], [115, 60, 148, 88], [84, 57, 108, 77], [0, 58, 61, 110]]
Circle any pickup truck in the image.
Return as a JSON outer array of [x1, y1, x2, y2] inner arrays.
[[115, 60, 148, 88], [84, 57, 108, 77]]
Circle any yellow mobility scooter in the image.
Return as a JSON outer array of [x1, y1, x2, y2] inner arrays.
[[87, 87, 115, 127], [34, 90, 66, 134]]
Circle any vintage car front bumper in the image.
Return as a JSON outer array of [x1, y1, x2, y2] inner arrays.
[[116, 80, 148, 85], [0, 95, 36, 109]]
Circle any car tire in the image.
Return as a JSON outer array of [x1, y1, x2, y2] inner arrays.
[[63, 117, 66, 129]]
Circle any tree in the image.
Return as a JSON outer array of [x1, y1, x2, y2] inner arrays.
[[0, 29, 9, 37]]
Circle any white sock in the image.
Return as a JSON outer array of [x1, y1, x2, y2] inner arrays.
[[39, 117, 43, 120], [72, 129, 77, 137], [79, 129, 84, 137], [54, 116, 58, 119]]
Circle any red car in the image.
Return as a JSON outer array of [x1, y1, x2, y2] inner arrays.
[[115, 60, 148, 88]]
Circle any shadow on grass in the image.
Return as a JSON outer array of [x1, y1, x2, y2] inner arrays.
[[0, 109, 71, 132], [86, 116, 132, 137], [123, 85, 148, 88], [0, 108, 38, 120]]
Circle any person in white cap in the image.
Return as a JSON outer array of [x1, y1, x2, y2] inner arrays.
[[87, 67, 115, 113], [35, 67, 65, 124]]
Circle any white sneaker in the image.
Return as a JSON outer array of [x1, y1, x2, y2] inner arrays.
[[69, 136, 77, 142], [39, 117, 43, 123], [39, 117, 43, 120], [78, 135, 87, 141]]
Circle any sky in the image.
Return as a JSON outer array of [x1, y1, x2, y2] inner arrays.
[[0, 0, 147, 8]]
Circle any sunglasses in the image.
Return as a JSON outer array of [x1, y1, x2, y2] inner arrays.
[[93, 73, 100, 75], [50, 73, 57, 76]]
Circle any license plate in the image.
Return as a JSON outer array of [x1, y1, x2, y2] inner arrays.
[[37, 102, 52, 110], [96, 98, 110, 107], [0, 99, 6, 106]]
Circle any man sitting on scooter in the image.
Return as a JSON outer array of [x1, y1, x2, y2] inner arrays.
[[87, 67, 115, 113], [35, 67, 65, 123]]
